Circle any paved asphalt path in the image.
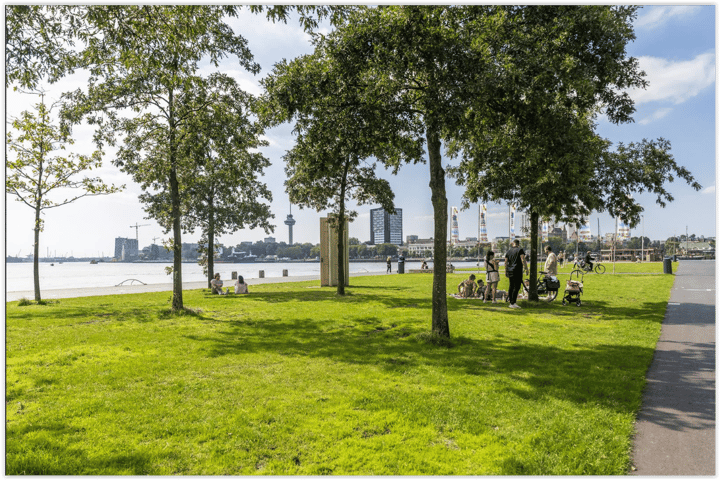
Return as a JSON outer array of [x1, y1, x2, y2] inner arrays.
[[631, 260, 715, 475]]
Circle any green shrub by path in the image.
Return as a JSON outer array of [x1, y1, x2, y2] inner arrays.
[[6, 272, 673, 474]]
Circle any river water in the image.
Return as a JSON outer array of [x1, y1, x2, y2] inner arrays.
[[6, 260, 483, 293]]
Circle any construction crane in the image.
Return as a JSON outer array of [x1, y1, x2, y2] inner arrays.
[[152, 236, 160, 245], [130, 223, 150, 244]]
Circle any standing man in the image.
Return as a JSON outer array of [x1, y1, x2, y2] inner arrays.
[[504, 239, 528, 309], [544, 246, 558, 275]]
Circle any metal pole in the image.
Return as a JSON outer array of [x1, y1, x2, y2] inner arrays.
[[641, 215, 644, 262], [613, 216, 617, 274], [478, 204, 481, 272]]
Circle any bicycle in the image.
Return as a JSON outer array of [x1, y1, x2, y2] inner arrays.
[[571, 260, 605, 280], [522, 271, 560, 302]]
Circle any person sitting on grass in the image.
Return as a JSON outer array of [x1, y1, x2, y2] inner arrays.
[[474, 277, 485, 297], [457, 274, 477, 298], [234, 275, 249, 294], [210, 273, 227, 295]]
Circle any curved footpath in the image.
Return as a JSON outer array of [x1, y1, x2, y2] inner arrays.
[[631, 260, 715, 475]]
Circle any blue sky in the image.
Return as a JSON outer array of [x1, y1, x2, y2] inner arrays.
[[4, 5, 716, 258]]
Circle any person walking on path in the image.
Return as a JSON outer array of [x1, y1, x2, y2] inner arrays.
[[386, 256, 392, 274], [631, 260, 715, 475], [504, 239, 528, 309]]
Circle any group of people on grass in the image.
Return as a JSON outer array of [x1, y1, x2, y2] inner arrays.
[[210, 273, 249, 295], [458, 240, 561, 309]]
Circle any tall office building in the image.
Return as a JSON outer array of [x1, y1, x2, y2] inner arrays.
[[370, 208, 403, 245], [114, 237, 138, 260]]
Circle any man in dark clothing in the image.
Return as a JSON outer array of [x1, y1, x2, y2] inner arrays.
[[504, 239, 528, 309]]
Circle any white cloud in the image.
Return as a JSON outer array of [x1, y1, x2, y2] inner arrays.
[[628, 53, 715, 105], [638, 107, 673, 125], [636, 6, 701, 30], [702, 185, 715, 195]]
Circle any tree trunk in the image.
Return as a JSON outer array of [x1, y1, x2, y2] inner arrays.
[[33, 204, 41, 302], [168, 88, 183, 310], [427, 126, 450, 337], [336, 164, 350, 295], [207, 194, 215, 289], [528, 210, 539, 301]]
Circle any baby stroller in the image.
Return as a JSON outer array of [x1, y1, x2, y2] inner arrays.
[[562, 279, 583, 306]]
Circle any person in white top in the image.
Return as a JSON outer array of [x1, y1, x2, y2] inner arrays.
[[544, 246, 558, 275], [234, 275, 249, 294], [210, 273, 226, 295]]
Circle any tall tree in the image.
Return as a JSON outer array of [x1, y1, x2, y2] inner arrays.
[[179, 76, 274, 288], [264, 6, 516, 336], [261, 49, 419, 295], [6, 94, 122, 301], [62, 6, 260, 310], [449, 6, 700, 300]]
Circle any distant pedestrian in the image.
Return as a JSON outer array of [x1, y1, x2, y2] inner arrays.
[[558, 250, 565, 268], [386, 256, 392, 273], [484, 250, 500, 303], [504, 239, 528, 309]]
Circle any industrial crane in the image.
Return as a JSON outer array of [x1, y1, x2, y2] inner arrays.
[[130, 223, 150, 245]]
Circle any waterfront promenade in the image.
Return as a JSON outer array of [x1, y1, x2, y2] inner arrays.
[[631, 260, 715, 475]]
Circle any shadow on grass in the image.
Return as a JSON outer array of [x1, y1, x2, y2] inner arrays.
[[6, 422, 162, 475], [200, 286, 437, 309], [182, 312, 659, 416]]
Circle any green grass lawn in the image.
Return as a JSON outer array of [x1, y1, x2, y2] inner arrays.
[[6, 271, 674, 474]]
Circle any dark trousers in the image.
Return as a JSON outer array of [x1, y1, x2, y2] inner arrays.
[[507, 274, 523, 304]]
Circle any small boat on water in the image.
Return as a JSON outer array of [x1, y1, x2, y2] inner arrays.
[[90, 259, 98, 264]]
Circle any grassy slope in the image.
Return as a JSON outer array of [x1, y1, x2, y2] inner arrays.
[[6, 271, 673, 475]]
